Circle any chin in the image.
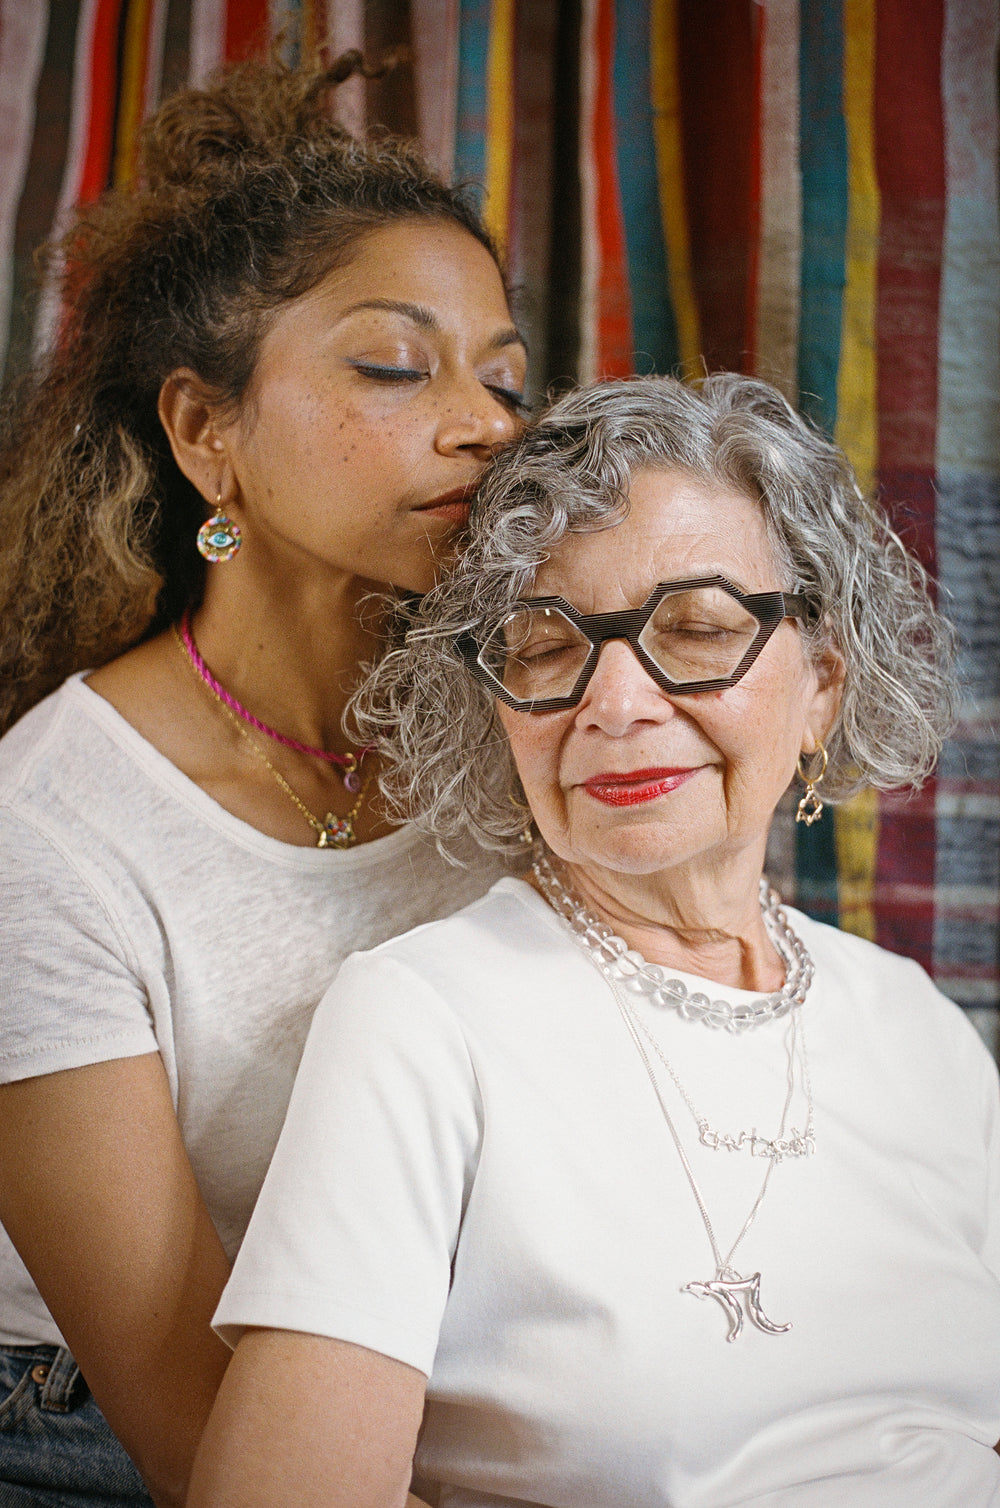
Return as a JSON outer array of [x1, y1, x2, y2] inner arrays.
[[550, 825, 698, 879]]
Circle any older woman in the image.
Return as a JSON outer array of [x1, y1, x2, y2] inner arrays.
[[190, 375, 1000, 1508]]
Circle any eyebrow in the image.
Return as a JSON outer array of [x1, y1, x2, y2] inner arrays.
[[338, 298, 527, 352]]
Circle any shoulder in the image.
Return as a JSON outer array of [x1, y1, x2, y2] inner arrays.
[[316, 877, 579, 1042], [338, 877, 565, 986], [788, 905, 948, 1008], [787, 904, 997, 1089], [0, 674, 142, 815], [0, 674, 85, 780], [0, 679, 119, 888], [0, 675, 169, 907], [786, 906, 927, 983]]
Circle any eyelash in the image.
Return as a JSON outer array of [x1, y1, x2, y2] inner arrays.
[[351, 364, 528, 415], [488, 385, 531, 416], [351, 363, 427, 383]]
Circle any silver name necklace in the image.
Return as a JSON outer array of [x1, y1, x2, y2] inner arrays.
[[630, 1006, 815, 1163], [532, 851, 815, 1341]]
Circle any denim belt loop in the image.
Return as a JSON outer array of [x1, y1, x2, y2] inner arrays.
[[38, 1345, 84, 1413]]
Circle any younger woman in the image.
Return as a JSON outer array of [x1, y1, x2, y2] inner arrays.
[[0, 55, 525, 1508]]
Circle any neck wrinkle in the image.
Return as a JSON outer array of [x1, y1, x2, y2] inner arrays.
[[564, 862, 785, 994]]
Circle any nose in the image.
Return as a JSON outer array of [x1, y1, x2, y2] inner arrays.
[[435, 376, 523, 459], [574, 640, 675, 736]]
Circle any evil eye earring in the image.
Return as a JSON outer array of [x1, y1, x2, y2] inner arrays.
[[795, 742, 828, 826], [196, 492, 242, 563]]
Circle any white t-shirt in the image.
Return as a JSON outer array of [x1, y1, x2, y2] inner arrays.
[[218, 878, 1000, 1508], [0, 674, 502, 1349]]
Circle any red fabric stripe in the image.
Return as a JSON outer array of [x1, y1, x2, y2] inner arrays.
[[874, 0, 946, 507], [743, 1, 764, 373], [677, 0, 755, 370], [592, 0, 632, 375], [871, 0, 946, 968], [224, 0, 269, 63], [78, 0, 125, 204]]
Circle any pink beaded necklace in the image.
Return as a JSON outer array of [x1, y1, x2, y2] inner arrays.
[[178, 610, 373, 791]]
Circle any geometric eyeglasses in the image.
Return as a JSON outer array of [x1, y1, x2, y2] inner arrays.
[[456, 574, 814, 713]]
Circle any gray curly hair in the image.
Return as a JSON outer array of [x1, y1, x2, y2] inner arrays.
[[354, 372, 958, 859]]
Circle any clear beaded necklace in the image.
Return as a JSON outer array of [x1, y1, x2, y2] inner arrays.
[[531, 849, 814, 1033]]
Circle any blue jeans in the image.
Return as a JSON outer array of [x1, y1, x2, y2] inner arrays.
[[0, 1345, 153, 1506]]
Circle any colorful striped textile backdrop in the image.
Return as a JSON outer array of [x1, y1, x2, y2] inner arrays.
[[1, 0, 997, 1043]]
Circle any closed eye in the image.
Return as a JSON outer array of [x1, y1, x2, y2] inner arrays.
[[350, 363, 428, 383], [487, 384, 530, 416], [515, 639, 579, 663], [667, 623, 737, 638]]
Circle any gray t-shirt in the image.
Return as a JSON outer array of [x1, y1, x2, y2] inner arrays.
[[0, 674, 502, 1347]]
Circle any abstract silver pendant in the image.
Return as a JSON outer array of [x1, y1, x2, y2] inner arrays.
[[684, 1270, 791, 1343]]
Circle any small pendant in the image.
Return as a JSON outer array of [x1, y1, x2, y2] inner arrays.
[[684, 1271, 791, 1343], [341, 753, 360, 793], [317, 813, 356, 849], [795, 787, 824, 825]]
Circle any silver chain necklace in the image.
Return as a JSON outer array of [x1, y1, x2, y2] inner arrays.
[[532, 849, 814, 1033], [608, 977, 793, 1342], [531, 850, 815, 1340]]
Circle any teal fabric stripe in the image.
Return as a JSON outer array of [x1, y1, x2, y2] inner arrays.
[[455, 0, 490, 199], [797, 0, 847, 435], [795, 0, 847, 922], [613, 0, 678, 373]]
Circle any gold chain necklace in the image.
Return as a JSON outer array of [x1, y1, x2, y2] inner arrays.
[[172, 624, 374, 848]]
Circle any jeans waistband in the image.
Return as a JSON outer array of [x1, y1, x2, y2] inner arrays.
[[39, 1347, 83, 1412], [3, 1344, 86, 1413]]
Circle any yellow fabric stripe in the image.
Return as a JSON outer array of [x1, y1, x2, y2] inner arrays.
[[114, 0, 152, 190], [484, 0, 516, 251], [834, 0, 880, 941], [834, 786, 880, 939], [650, 0, 701, 370]]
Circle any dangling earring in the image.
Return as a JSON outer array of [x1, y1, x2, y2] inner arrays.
[[795, 742, 828, 826], [196, 492, 242, 563]]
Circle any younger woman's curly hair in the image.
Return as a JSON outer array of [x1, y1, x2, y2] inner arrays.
[[354, 372, 959, 859], [0, 52, 499, 733]]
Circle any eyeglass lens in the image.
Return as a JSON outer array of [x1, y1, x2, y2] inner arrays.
[[478, 586, 765, 702]]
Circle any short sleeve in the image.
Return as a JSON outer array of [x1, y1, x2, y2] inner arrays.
[[214, 951, 483, 1377], [0, 808, 157, 1082], [957, 1012, 1000, 1278]]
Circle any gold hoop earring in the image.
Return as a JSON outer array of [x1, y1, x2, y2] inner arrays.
[[795, 742, 828, 826], [196, 491, 242, 563]]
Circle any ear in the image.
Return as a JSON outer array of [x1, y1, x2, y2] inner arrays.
[[801, 645, 846, 755], [158, 369, 236, 513]]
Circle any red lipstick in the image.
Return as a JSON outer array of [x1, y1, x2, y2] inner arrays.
[[582, 767, 697, 807]]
